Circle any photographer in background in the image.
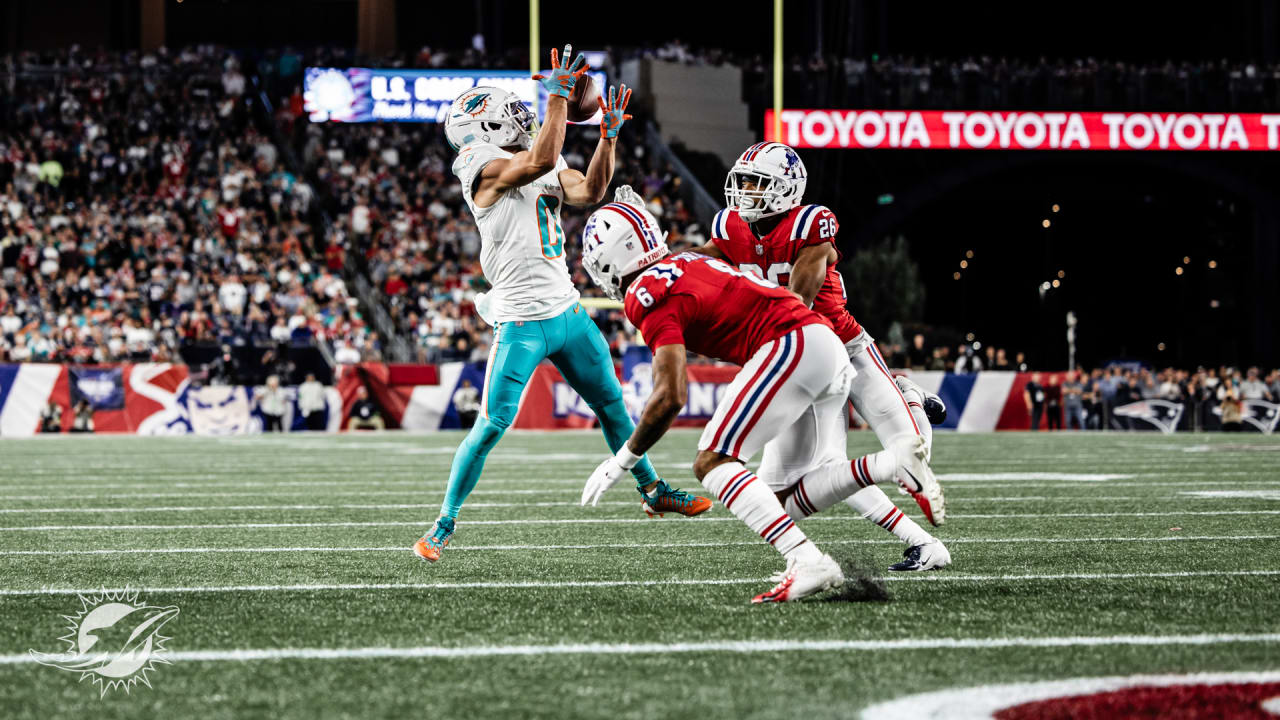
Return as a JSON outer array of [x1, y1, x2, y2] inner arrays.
[[347, 386, 385, 431]]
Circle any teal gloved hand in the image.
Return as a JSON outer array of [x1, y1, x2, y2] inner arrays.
[[532, 44, 588, 99], [598, 84, 633, 140]]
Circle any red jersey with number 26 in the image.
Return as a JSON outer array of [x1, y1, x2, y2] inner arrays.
[[709, 204, 863, 344], [624, 253, 832, 366]]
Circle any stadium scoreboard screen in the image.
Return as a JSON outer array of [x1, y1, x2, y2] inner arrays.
[[304, 67, 606, 124]]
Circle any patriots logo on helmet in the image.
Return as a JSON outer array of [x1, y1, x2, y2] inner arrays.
[[781, 147, 802, 177], [461, 92, 490, 117]]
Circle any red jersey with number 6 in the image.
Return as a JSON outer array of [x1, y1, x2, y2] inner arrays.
[[709, 204, 863, 344], [623, 252, 831, 366]]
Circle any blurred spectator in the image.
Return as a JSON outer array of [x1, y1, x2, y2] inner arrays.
[[1044, 374, 1062, 431], [39, 402, 62, 433], [297, 373, 326, 431], [1220, 389, 1244, 431], [1063, 371, 1085, 430], [1240, 367, 1273, 401], [347, 386, 384, 431], [1025, 372, 1045, 431], [70, 400, 94, 433], [452, 378, 480, 429], [257, 374, 287, 432]]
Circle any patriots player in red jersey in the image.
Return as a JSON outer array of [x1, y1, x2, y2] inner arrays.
[[695, 141, 948, 570], [576, 195, 948, 603]]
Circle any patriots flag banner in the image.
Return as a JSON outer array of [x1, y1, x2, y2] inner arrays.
[[1113, 399, 1186, 434], [69, 368, 125, 411], [1243, 400, 1280, 434]]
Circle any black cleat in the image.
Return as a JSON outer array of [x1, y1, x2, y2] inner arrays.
[[923, 395, 947, 425], [888, 539, 952, 572]]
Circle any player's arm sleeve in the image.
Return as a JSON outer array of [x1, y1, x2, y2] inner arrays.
[[704, 209, 732, 258], [631, 291, 693, 352], [452, 144, 506, 202], [794, 205, 839, 249]]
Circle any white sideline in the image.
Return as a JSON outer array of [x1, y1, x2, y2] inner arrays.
[[5, 633, 1279, 665], [1, 569, 1276, 597], [3, 509, 1279, 532], [2, 534, 1276, 557]]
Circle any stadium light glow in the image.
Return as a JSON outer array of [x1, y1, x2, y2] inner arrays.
[[1209, 260, 1218, 268], [1042, 219, 1051, 228], [960, 260, 969, 269], [1158, 342, 1167, 351], [953, 272, 962, 280], [1183, 256, 1191, 264], [1052, 203, 1060, 212], [1175, 267, 1184, 275], [965, 249, 974, 258], [1052, 279, 1061, 288], [1057, 270, 1065, 278]]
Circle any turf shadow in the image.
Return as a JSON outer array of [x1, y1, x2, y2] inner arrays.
[[818, 553, 892, 603]]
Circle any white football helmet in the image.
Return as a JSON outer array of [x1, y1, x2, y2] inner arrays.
[[444, 86, 536, 151], [724, 142, 807, 223], [581, 191, 669, 301]]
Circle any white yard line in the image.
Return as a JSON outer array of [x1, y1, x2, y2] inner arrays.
[[2, 509, 1276, 533], [6, 495, 1274, 514], [1, 569, 1276, 597], [0, 501, 637, 514], [4, 633, 1278, 665], [2, 534, 1275, 557]]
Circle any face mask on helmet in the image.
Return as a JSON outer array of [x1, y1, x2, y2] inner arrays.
[[725, 169, 790, 222]]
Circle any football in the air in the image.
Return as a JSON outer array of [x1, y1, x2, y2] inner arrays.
[[567, 74, 599, 123]]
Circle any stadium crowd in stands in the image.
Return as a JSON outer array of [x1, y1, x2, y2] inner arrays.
[[636, 41, 1280, 113], [0, 45, 377, 371]]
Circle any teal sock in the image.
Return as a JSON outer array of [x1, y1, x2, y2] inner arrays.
[[439, 416, 506, 519], [593, 397, 660, 489]]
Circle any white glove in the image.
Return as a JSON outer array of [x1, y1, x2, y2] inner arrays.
[[613, 184, 644, 209], [581, 456, 628, 507]]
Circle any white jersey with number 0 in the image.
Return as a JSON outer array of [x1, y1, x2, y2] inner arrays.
[[453, 143, 579, 322]]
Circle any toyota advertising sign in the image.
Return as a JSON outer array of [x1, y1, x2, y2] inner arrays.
[[764, 109, 1280, 151]]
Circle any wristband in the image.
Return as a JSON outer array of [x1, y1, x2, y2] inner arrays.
[[615, 444, 642, 470]]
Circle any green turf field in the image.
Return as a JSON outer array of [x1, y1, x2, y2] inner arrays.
[[0, 430, 1277, 719]]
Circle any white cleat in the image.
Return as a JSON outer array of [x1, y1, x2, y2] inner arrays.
[[752, 553, 844, 603], [894, 435, 946, 526], [888, 538, 952, 572]]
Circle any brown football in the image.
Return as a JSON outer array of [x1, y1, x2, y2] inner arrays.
[[566, 74, 599, 123]]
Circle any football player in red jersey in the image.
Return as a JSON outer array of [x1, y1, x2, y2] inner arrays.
[[695, 142, 948, 568], [576, 195, 948, 603]]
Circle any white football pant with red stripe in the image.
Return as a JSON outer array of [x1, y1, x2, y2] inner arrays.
[[844, 330, 930, 454], [699, 324, 854, 463]]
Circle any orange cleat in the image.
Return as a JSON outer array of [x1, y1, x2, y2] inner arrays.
[[641, 480, 712, 518], [412, 516, 455, 562]]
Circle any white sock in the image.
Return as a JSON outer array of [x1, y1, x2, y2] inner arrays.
[[782, 451, 892, 519], [845, 485, 934, 547], [702, 462, 811, 557]]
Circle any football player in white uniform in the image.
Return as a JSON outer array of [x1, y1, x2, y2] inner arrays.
[[413, 46, 710, 563]]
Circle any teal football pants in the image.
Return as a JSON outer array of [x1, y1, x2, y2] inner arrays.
[[439, 303, 659, 519]]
